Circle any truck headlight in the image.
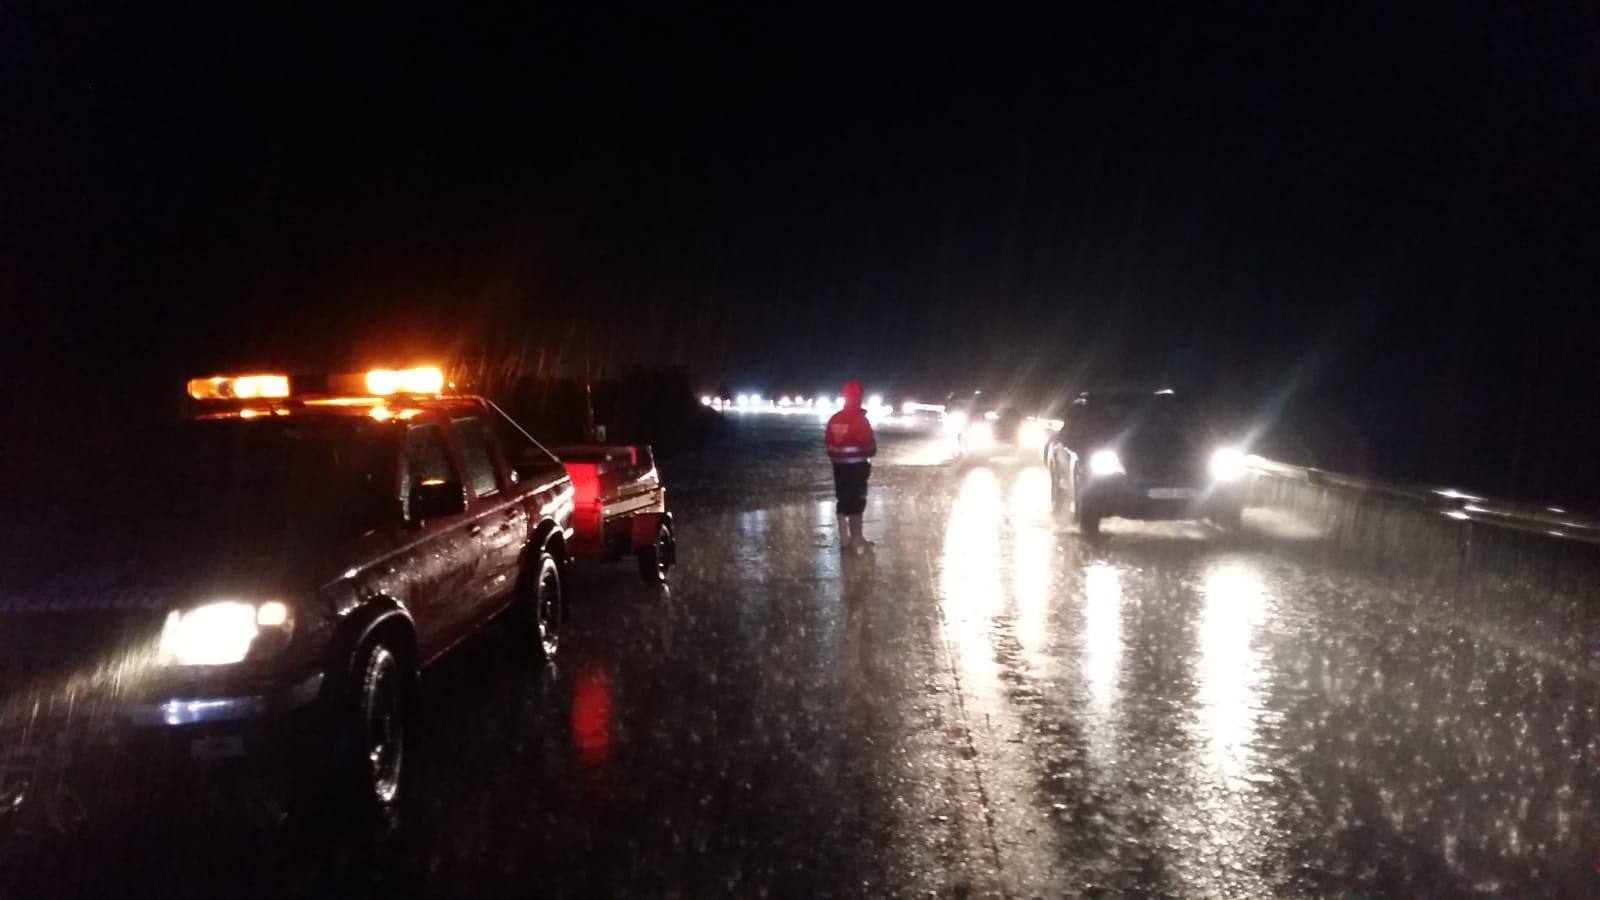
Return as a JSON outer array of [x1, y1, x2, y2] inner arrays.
[[1088, 449, 1125, 477], [1209, 446, 1247, 482], [159, 600, 294, 666], [966, 421, 995, 449], [942, 411, 969, 436]]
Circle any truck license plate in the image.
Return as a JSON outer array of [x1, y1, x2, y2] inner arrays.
[[1147, 488, 1197, 500]]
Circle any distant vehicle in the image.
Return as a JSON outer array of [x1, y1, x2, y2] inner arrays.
[[553, 444, 675, 583], [0, 367, 574, 826], [1044, 390, 1246, 535], [943, 392, 1050, 461]]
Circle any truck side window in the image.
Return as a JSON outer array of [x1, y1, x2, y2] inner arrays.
[[404, 424, 460, 499], [450, 416, 501, 499]]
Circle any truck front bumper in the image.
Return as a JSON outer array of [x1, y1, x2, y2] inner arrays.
[[124, 671, 324, 729], [0, 671, 330, 832]]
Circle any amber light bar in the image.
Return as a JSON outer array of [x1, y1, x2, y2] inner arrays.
[[363, 366, 445, 396], [187, 374, 290, 401]]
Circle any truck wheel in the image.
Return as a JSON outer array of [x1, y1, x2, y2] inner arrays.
[[638, 522, 675, 585], [334, 638, 414, 820], [526, 551, 563, 663]]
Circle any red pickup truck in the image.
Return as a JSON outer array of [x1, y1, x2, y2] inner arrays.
[[0, 368, 574, 827]]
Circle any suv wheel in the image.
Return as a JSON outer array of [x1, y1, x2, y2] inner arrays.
[[1211, 504, 1242, 531], [1073, 474, 1102, 536]]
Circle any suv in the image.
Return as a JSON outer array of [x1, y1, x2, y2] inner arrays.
[[1044, 390, 1247, 535], [0, 368, 574, 826]]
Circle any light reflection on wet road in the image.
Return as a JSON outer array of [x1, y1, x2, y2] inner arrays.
[[12, 414, 1598, 898]]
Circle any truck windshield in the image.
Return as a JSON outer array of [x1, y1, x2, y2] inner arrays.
[[112, 417, 396, 546]]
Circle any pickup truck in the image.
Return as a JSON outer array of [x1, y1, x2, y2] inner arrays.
[[0, 369, 574, 828]]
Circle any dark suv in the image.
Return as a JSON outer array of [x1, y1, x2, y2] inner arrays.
[[0, 373, 574, 827], [1044, 390, 1246, 535]]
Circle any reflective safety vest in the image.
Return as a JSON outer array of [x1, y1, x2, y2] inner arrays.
[[826, 409, 877, 463]]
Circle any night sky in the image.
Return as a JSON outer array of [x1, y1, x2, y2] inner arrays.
[[4, 3, 1599, 503]]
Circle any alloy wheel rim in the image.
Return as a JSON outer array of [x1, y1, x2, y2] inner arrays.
[[537, 564, 560, 657], [365, 648, 404, 803]]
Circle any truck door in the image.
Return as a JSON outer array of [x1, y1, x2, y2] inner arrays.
[[450, 414, 527, 612], [398, 421, 481, 658]]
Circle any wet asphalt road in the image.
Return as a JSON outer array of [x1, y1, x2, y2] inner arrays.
[[13, 414, 1600, 897]]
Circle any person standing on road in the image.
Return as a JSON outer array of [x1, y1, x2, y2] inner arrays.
[[826, 380, 877, 550]]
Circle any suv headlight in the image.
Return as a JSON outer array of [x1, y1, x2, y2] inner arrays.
[[1209, 447, 1247, 482], [1088, 449, 1125, 477], [159, 600, 294, 666]]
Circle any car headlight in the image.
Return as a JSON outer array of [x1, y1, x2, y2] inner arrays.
[[1088, 449, 1125, 477], [942, 411, 969, 436], [1018, 420, 1047, 447], [159, 600, 294, 666], [1209, 446, 1248, 482]]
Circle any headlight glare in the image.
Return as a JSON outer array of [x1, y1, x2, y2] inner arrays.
[[159, 600, 293, 666], [1018, 420, 1047, 448], [966, 421, 995, 449], [1209, 446, 1248, 482], [1088, 449, 1125, 477]]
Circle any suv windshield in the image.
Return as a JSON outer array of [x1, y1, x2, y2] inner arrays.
[[1081, 392, 1196, 425]]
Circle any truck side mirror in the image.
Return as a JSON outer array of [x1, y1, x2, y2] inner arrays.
[[407, 479, 466, 525]]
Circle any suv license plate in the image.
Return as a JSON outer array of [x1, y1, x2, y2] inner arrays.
[[1147, 488, 1197, 500]]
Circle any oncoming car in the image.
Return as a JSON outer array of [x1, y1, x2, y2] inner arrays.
[[0, 367, 574, 827], [945, 393, 1051, 462], [1044, 390, 1247, 535]]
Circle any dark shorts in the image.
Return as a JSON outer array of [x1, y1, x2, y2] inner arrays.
[[832, 462, 871, 515]]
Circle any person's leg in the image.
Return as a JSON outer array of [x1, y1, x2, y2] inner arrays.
[[847, 514, 872, 546], [833, 463, 855, 548], [846, 463, 872, 546]]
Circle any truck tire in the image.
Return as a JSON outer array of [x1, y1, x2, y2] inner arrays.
[[638, 521, 675, 585], [524, 551, 564, 664], [333, 637, 414, 822]]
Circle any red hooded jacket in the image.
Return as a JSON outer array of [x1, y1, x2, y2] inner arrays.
[[826, 381, 877, 464]]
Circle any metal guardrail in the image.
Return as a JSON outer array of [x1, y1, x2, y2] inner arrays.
[[1247, 456, 1600, 547]]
